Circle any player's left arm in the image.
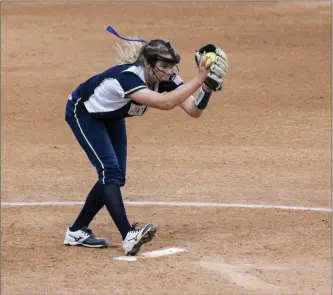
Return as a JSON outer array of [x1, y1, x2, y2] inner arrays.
[[179, 84, 212, 118], [158, 74, 213, 118]]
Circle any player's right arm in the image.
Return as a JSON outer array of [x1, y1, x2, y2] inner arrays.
[[129, 56, 210, 110], [128, 76, 202, 110]]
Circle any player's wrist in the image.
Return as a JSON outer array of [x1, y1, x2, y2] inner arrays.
[[202, 83, 213, 93], [194, 86, 212, 110]]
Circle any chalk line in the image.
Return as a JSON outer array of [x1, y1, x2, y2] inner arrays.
[[1, 201, 331, 212], [113, 247, 187, 262]]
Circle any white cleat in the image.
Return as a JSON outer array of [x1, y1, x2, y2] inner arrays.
[[64, 227, 109, 248], [123, 223, 157, 256]]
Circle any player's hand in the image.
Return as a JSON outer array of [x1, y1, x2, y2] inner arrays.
[[206, 48, 228, 92], [195, 44, 229, 92], [197, 55, 212, 83]]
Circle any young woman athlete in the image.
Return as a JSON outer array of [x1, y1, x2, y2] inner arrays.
[[63, 26, 228, 256]]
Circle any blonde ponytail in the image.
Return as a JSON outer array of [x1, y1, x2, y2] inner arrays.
[[113, 38, 146, 65]]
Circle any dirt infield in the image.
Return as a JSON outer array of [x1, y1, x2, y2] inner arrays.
[[1, 2, 332, 295]]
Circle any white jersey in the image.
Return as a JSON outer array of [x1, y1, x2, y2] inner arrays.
[[66, 63, 183, 120]]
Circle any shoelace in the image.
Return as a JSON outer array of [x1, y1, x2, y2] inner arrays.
[[81, 227, 95, 238], [128, 222, 139, 233]]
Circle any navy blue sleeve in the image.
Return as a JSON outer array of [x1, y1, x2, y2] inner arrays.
[[117, 72, 147, 96], [157, 74, 184, 93], [170, 74, 184, 87]]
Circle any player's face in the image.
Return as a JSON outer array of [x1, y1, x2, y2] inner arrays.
[[152, 60, 178, 81]]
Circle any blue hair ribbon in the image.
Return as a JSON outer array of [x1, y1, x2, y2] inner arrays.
[[105, 26, 148, 43]]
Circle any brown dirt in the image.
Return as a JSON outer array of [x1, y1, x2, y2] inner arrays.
[[1, 2, 331, 295]]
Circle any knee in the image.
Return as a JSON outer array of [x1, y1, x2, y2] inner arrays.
[[97, 167, 126, 187]]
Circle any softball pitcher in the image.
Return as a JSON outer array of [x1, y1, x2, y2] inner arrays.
[[63, 26, 228, 256]]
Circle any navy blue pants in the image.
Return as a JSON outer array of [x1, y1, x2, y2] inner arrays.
[[65, 114, 127, 187]]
